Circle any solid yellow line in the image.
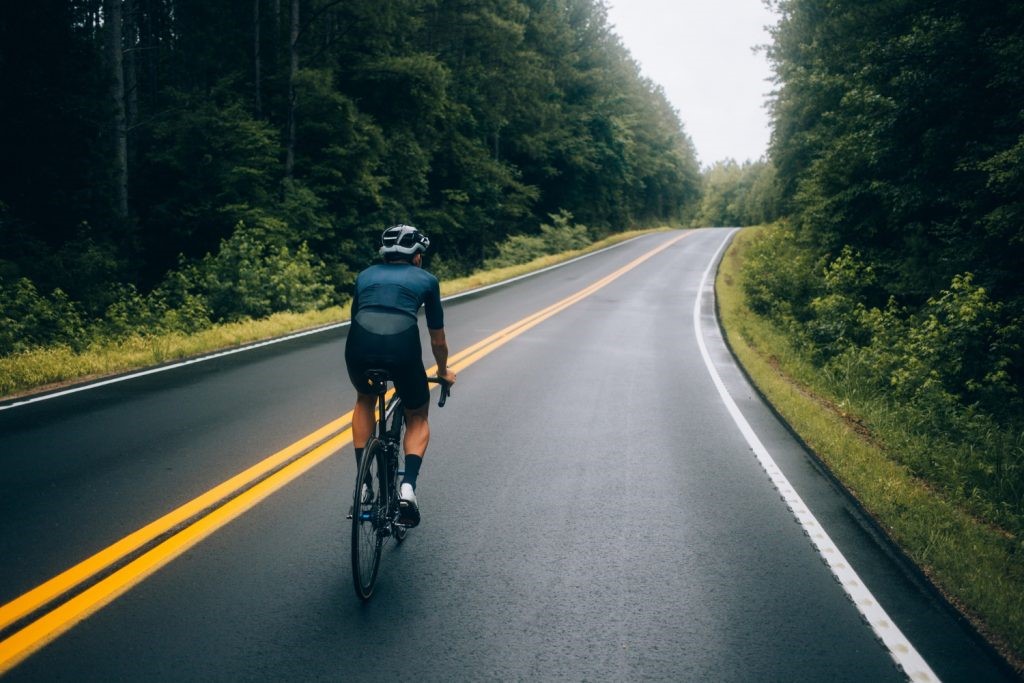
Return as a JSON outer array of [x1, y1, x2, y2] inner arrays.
[[0, 412, 354, 632], [0, 230, 690, 674], [0, 427, 354, 673], [446, 231, 689, 370]]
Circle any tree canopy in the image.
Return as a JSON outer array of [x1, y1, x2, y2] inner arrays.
[[746, 0, 1024, 534], [691, 159, 779, 228], [0, 0, 701, 351], [768, 0, 1024, 311]]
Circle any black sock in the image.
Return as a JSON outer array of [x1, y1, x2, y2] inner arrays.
[[355, 448, 363, 467], [402, 454, 423, 490]]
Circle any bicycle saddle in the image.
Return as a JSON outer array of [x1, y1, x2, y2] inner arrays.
[[361, 369, 390, 395]]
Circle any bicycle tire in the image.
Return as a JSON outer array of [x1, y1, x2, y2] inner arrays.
[[351, 437, 385, 600], [393, 450, 408, 542], [386, 407, 408, 543]]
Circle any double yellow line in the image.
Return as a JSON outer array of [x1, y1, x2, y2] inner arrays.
[[0, 230, 690, 673]]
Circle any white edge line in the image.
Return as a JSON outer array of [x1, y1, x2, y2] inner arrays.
[[0, 322, 352, 412], [694, 229, 940, 683], [1, 232, 659, 412]]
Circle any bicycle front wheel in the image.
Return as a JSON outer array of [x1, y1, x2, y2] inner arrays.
[[351, 438, 385, 600]]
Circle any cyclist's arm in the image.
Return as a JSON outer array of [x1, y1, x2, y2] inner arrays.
[[429, 327, 455, 384]]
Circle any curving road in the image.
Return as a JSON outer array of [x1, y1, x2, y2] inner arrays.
[[0, 229, 1014, 681]]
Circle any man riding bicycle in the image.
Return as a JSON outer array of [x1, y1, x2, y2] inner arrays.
[[345, 225, 456, 527]]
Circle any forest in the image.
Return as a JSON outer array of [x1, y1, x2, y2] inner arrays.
[[4, 0, 1021, 480], [4, 0, 1022, 659], [0, 0, 703, 355], [747, 0, 1024, 537]]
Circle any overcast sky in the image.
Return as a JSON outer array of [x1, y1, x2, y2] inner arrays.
[[605, 0, 779, 168]]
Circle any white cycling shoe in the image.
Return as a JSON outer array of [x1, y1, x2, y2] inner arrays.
[[398, 483, 421, 527], [347, 483, 374, 519]]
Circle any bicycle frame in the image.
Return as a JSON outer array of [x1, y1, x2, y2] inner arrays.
[[351, 373, 450, 599]]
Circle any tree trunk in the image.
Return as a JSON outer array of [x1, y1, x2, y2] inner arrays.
[[253, 0, 262, 116], [105, 0, 128, 219], [124, 0, 137, 130], [285, 0, 298, 179]]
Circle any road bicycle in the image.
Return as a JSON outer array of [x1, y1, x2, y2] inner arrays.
[[349, 372, 450, 600]]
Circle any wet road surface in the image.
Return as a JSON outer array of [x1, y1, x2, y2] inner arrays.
[[0, 229, 1014, 681]]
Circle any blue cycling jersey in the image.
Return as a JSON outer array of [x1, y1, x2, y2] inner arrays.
[[351, 263, 444, 330]]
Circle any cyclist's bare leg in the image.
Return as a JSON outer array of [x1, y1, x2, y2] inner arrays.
[[403, 403, 430, 457], [353, 392, 376, 448]]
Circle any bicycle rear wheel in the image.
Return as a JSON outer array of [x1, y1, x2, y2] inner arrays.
[[387, 409, 408, 543], [393, 452, 407, 543], [351, 438, 385, 600]]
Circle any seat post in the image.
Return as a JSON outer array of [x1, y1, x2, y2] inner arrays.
[[376, 391, 387, 439], [362, 370, 390, 440]]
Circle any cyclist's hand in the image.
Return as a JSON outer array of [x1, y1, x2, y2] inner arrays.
[[438, 370, 457, 386]]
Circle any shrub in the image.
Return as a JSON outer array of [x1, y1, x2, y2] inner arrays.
[[805, 246, 877, 361], [100, 284, 162, 340], [150, 266, 213, 334], [741, 225, 1024, 532], [0, 277, 87, 354], [831, 274, 1024, 531], [98, 282, 213, 340], [483, 210, 591, 269], [196, 222, 334, 321], [740, 223, 820, 325], [538, 210, 592, 252], [484, 234, 549, 269], [858, 274, 1018, 413]]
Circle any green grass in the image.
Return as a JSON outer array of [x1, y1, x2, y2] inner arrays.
[[0, 227, 667, 400], [716, 227, 1024, 672]]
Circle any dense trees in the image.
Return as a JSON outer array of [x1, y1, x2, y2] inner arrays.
[[691, 159, 779, 227], [768, 0, 1024, 312], [747, 0, 1024, 532], [0, 0, 701, 353]]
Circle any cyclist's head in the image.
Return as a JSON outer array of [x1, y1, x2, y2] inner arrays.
[[379, 224, 430, 262]]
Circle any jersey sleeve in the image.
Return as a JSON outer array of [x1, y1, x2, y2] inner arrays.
[[423, 275, 444, 329]]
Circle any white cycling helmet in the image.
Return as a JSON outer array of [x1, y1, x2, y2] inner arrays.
[[379, 224, 430, 258]]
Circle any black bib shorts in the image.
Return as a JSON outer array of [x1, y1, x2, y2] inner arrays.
[[344, 310, 430, 410]]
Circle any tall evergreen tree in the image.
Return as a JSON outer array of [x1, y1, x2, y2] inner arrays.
[[0, 0, 703, 343]]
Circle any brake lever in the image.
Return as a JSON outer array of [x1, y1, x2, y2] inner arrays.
[[429, 377, 451, 407]]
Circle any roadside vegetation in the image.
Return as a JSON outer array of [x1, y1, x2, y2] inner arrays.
[[2, 0, 702, 397], [690, 159, 779, 228], [3, 0, 1022, 668], [0, 224, 662, 399], [1, 0, 701, 381], [718, 227, 1023, 669], [708, 0, 1024, 668]]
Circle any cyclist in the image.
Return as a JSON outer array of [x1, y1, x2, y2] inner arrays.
[[345, 225, 456, 527]]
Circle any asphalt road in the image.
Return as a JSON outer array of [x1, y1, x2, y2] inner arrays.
[[0, 229, 1015, 681]]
